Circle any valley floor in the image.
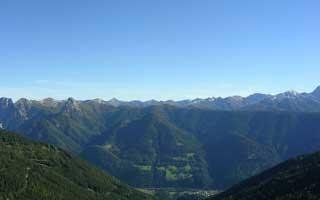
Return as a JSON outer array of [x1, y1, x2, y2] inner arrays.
[[138, 187, 219, 200]]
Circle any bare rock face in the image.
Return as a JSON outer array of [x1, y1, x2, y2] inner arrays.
[[15, 98, 32, 120], [62, 97, 81, 113], [0, 98, 15, 121], [0, 97, 14, 109], [312, 86, 320, 98], [106, 98, 122, 107], [0, 98, 27, 129]]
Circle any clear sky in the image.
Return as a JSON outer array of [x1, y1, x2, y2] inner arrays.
[[0, 0, 319, 101]]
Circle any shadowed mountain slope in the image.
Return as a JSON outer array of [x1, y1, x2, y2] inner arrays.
[[209, 151, 320, 200]]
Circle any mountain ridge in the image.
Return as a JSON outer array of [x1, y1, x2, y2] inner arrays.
[[2, 85, 320, 112]]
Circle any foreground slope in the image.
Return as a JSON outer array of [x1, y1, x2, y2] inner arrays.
[[209, 151, 320, 200], [0, 130, 152, 200]]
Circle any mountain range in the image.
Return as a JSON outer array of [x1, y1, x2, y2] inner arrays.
[[1, 86, 320, 113], [97, 86, 320, 111], [1, 86, 320, 190]]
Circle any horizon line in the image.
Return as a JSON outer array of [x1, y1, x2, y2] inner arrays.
[[2, 85, 319, 103]]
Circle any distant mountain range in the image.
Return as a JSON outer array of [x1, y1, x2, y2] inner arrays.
[[1, 86, 320, 190], [2, 86, 320, 112], [92, 86, 320, 112], [0, 130, 152, 200], [209, 150, 320, 200]]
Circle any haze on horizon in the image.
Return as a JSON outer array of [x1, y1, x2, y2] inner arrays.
[[0, 0, 319, 101]]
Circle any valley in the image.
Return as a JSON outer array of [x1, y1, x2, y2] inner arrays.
[[1, 86, 320, 192], [138, 188, 218, 200]]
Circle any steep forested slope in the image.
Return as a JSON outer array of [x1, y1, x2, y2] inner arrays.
[[209, 151, 320, 200], [0, 130, 152, 200]]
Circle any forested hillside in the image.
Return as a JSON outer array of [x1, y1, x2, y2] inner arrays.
[[0, 130, 152, 200], [209, 151, 320, 200]]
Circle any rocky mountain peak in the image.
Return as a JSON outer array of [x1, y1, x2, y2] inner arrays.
[[106, 98, 122, 106], [66, 97, 77, 103], [0, 97, 14, 108], [15, 98, 32, 120], [206, 97, 216, 102], [276, 90, 300, 99], [15, 98, 31, 107], [63, 97, 81, 113], [109, 98, 120, 102], [312, 86, 320, 97], [245, 93, 270, 104]]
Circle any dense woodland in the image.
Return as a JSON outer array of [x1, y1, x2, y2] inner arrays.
[[0, 130, 152, 200], [209, 151, 320, 200]]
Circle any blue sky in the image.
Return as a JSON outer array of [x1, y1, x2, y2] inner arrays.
[[0, 0, 319, 101]]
